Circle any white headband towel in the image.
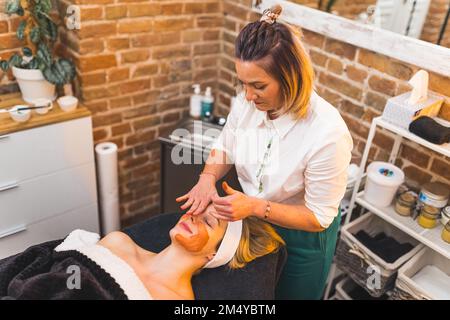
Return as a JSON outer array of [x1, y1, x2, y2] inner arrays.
[[203, 219, 243, 269]]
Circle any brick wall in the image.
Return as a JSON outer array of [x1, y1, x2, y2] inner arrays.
[[0, 5, 21, 94], [420, 0, 450, 47], [1, 0, 223, 223], [290, 0, 378, 20], [67, 0, 223, 222], [219, 0, 450, 192], [1, 0, 449, 223]]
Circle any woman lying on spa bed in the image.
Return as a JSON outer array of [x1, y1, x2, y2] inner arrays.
[[0, 204, 284, 300]]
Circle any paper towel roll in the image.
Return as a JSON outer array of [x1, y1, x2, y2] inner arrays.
[[95, 142, 120, 235]]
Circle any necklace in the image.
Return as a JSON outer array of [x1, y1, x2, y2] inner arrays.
[[256, 132, 276, 194]]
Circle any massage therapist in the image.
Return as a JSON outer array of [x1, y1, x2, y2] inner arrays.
[[176, 5, 353, 300]]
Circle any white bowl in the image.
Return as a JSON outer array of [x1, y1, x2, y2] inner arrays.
[[57, 96, 78, 112], [9, 105, 31, 123], [31, 98, 53, 115]]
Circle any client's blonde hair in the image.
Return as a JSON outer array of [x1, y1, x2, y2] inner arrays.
[[229, 217, 285, 269]]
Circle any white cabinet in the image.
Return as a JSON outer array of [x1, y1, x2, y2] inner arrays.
[[0, 116, 100, 259]]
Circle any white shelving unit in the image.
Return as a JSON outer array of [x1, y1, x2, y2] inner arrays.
[[356, 191, 449, 259], [324, 116, 450, 299]]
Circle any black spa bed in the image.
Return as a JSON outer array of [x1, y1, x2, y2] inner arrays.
[[0, 212, 286, 300]]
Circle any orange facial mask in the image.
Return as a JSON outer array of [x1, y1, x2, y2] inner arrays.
[[175, 220, 210, 252]]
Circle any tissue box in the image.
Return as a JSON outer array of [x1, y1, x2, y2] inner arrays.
[[382, 92, 444, 129]]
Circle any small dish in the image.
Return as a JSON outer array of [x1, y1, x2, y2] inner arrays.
[[9, 105, 31, 123], [57, 96, 78, 112], [31, 98, 53, 115]]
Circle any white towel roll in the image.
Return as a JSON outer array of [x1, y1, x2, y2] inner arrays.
[[95, 142, 120, 235]]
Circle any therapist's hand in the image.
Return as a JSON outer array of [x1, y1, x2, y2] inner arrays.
[[176, 174, 218, 215], [211, 182, 257, 221]]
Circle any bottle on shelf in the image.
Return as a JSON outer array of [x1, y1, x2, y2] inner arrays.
[[201, 86, 214, 121], [190, 84, 202, 119]]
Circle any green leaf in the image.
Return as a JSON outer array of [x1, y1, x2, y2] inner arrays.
[[36, 43, 52, 66], [27, 58, 39, 70], [8, 53, 23, 68], [46, 18, 58, 41], [22, 47, 32, 57], [43, 59, 76, 85], [42, 66, 60, 85], [30, 27, 41, 43], [40, 0, 52, 13], [16, 20, 26, 41], [58, 59, 76, 81], [0, 60, 9, 72], [36, 13, 57, 42], [5, 0, 20, 14]]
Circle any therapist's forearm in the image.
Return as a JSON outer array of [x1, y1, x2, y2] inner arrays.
[[202, 149, 233, 182], [252, 199, 325, 232]]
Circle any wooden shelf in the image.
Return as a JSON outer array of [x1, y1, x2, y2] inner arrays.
[[0, 93, 91, 136]]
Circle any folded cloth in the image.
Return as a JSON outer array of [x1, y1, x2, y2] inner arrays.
[[355, 231, 414, 263], [409, 116, 450, 144]]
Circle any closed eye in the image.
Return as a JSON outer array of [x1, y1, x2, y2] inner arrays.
[[254, 84, 266, 90], [204, 215, 218, 229]]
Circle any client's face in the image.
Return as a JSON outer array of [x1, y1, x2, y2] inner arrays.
[[170, 205, 227, 256]]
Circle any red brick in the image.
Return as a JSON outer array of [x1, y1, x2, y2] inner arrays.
[[154, 18, 194, 32], [400, 144, 431, 168], [346, 65, 368, 82], [128, 3, 161, 17], [319, 73, 363, 100], [77, 54, 117, 72], [403, 166, 433, 185], [324, 39, 357, 60], [430, 158, 450, 181], [368, 75, 397, 96], [121, 50, 150, 63], [118, 20, 153, 33], [109, 68, 130, 82], [105, 5, 128, 19], [78, 22, 117, 39]]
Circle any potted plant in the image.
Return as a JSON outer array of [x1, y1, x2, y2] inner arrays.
[[0, 0, 75, 103]]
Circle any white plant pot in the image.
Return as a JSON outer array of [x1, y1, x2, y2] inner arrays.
[[12, 66, 56, 103]]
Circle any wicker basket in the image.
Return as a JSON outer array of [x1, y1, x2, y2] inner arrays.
[[392, 247, 450, 300], [335, 277, 356, 300], [335, 276, 391, 300], [335, 212, 423, 297]]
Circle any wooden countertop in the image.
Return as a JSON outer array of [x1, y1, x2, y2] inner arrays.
[[0, 92, 91, 136]]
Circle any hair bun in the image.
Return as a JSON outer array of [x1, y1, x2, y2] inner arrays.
[[270, 4, 283, 16], [260, 4, 282, 24]]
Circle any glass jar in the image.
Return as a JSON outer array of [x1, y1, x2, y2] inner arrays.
[[442, 222, 450, 244], [395, 191, 417, 217], [418, 182, 449, 208], [418, 205, 440, 229], [414, 182, 449, 220], [441, 206, 450, 226]]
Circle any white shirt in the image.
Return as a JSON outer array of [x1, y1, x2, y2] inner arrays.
[[212, 91, 353, 228]]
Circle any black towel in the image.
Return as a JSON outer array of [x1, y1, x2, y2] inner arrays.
[[0, 239, 127, 300], [409, 116, 450, 145], [355, 231, 414, 263]]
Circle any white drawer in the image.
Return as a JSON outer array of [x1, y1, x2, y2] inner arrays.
[[0, 117, 94, 183], [0, 162, 98, 232], [0, 203, 99, 259]]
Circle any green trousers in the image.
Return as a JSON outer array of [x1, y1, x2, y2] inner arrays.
[[274, 210, 341, 300]]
